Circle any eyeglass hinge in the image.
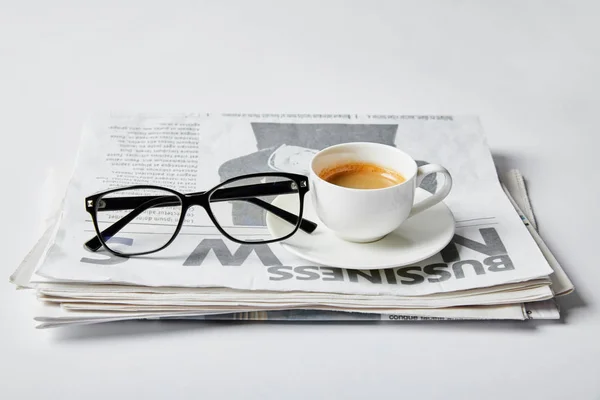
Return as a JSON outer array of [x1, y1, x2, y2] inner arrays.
[[87, 200, 93, 208]]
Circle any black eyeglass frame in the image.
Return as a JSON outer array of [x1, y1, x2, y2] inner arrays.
[[84, 172, 315, 257]]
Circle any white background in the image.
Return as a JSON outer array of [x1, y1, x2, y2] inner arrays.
[[1, 1, 599, 399]]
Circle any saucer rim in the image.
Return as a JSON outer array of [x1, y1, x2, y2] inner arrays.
[[268, 188, 456, 270]]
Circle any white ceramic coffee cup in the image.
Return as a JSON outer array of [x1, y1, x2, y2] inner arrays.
[[309, 142, 453, 243]]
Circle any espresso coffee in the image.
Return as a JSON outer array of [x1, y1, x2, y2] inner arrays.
[[319, 162, 405, 189]]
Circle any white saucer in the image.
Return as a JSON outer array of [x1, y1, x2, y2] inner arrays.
[[266, 188, 455, 270]]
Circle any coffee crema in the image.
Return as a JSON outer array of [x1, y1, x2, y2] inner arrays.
[[318, 162, 405, 189]]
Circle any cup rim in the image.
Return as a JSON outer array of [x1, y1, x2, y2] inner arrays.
[[309, 142, 417, 192]]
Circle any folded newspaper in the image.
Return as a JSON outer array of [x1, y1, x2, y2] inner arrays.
[[10, 113, 574, 328]]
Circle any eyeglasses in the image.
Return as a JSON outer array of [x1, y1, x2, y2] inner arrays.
[[84, 173, 316, 257]]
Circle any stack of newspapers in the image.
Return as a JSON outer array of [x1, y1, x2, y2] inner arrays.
[[10, 113, 574, 328]]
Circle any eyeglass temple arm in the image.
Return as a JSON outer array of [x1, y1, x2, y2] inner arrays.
[[85, 182, 317, 252], [85, 196, 172, 251]]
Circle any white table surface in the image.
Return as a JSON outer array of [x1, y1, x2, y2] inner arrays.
[[2, 1, 599, 398]]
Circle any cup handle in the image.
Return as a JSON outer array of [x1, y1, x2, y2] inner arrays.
[[408, 164, 453, 218]]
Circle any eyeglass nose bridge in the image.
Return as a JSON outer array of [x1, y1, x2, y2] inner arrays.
[[183, 191, 210, 209]]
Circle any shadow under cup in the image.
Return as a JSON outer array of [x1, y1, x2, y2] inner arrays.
[[309, 142, 419, 243]]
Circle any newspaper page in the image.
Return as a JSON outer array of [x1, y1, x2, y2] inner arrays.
[[34, 113, 553, 296], [34, 304, 533, 329]]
